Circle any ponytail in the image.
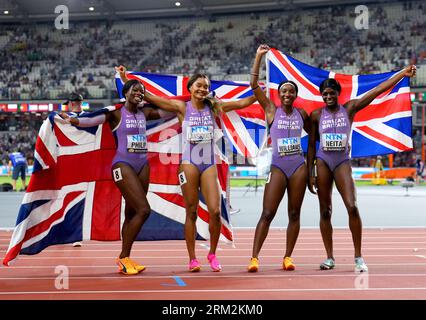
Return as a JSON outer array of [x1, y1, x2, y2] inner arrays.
[[204, 92, 219, 117]]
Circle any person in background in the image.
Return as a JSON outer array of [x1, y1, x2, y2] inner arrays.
[[8, 150, 28, 192], [64, 92, 85, 248], [416, 158, 425, 184], [64, 92, 85, 116], [374, 155, 384, 179]]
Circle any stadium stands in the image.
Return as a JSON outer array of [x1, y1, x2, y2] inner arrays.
[[0, 112, 47, 166], [0, 1, 425, 101], [0, 1, 424, 168]]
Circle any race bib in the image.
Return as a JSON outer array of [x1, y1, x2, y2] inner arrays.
[[187, 126, 213, 144], [178, 171, 187, 186], [321, 133, 347, 151], [277, 137, 302, 156], [127, 134, 147, 153], [112, 168, 123, 182]]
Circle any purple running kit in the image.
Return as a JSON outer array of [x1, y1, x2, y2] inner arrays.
[[270, 107, 305, 178], [316, 105, 351, 172], [182, 101, 216, 174], [112, 106, 148, 174]]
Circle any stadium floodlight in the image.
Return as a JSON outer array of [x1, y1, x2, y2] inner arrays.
[[4, 10, 9, 14], [89, 7, 95, 11], [175, 2, 181, 7]]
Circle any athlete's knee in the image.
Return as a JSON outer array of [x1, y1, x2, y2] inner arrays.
[[288, 209, 300, 223], [209, 208, 221, 221], [260, 209, 276, 224], [320, 208, 332, 220], [187, 203, 199, 216], [137, 205, 151, 218], [187, 210, 198, 222], [347, 204, 360, 217]]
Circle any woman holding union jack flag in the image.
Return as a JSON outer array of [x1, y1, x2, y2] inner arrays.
[[117, 66, 258, 272], [307, 65, 416, 272], [61, 78, 167, 275], [247, 44, 311, 273]]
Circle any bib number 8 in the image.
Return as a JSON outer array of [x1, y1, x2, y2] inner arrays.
[[113, 168, 123, 182], [178, 171, 187, 186]]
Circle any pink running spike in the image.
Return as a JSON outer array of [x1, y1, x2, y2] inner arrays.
[[189, 259, 201, 272], [207, 253, 222, 272]]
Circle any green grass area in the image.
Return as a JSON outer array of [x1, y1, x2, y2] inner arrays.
[[0, 176, 30, 190], [230, 178, 268, 188]]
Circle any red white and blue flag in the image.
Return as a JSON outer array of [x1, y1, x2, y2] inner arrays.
[[3, 74, 265, 266], [3, 108, 123, 265], [267, 48, 413, 157]]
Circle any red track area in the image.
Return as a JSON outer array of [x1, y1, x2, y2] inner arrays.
[[1, 228, 426, 300]]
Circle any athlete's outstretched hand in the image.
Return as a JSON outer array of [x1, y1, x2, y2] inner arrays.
[[114, 65, 127, 76], [402, 65, 416, 78], [256, 44, 270, 56], [58, 111, 70, 121], [58, 112, 78, 125]]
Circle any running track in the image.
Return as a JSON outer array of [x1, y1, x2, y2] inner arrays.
[[1, 228, 426, 300]]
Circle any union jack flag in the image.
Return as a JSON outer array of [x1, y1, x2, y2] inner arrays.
[[3, 108, 121, 265], [3, 74, 265, 266], [267, 48, 413, 157]]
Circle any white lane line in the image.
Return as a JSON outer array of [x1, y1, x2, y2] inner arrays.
[[2, 287, 426, 295], [7, 254, 426, 259], [2, 263, 425, 269], [1, 273, 426, 281]]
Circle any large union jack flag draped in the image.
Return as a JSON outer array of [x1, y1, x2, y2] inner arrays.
[[3, 108, 121, 265], [267, 49, 413, 157], [3, 73, 265, 266]]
